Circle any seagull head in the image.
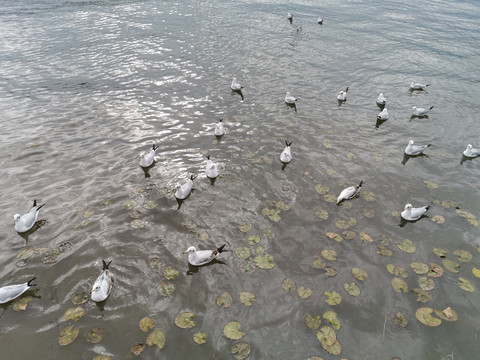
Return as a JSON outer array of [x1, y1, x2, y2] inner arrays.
[[183, 246, 196, 254], [409, 140, 414, 145], [13, 214, 20, 223], [91, 285, 101, 293], [404, 204, 412, 211]]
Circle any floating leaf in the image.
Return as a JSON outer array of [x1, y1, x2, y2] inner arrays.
[[393, 266, 408, 279], [275, 201, 291, 211], [377, 245, 393, 257], [86, 327, 103, 343], [415, 307, 442, 327], [254, 254, 275, 269], [248, 235, 261, 246], [92, 356, 111, 360], [193, 332, 207, 345], [386, 264, 396, 275], [198, 231, 209, 241], [316, 326, 336, 346], [262, 228, 275, 240], [216, 292, 233, 308], [148, 257, 162, 269], [391, 278, 408, 293], [143, 201, 157, 210], [412, 288, 431, 303], [347, 217, 357, 227], [428, 263, 444, 277], [352, 268, 368, 281], [424, 180, 438, 189], [335, 220, 349, 230], [432, 248, 447, 257], [359, 232, 374, 243], [72, 292, 89, 305], [327, 168, 337, 176], [453, 250, 473, 262], [157, 281, 175, 296], [342, 230, 356, 240], [16, 247, 35, 260], [130, 219, 146, 229], [457, 277, 475, 292], [323, 267, 337, 277], [344, 282, 360, 296], [410, 262, 429, 275], [315, 184, 330, 195], [239, 291, 256, 306], [434, 307, 458, 322], [74, 220, 90, 229], [323, 340, 342, 356], [175, 312, 195, 329], [64, 307, 85, 322], [442, 259, 460, 274], [100, 198, 113, 206], [130, 343, 144, 355], [324, 194, 337, 203], [396, 239, 416, 253], [58, 325, 79, 346], [363, 209, 375, 219], [83, 210, 94, 218], [323, 310, 341, 330], [472, 268, 480, 278], [123, 200, 137, 210], [139, 317, 155, 332], [231, 341, 251, 360], [239, 224, 252, 233], [324, 291, 342, 306], [315, 210, 329, 220], [362, 191, 376, 201], [392, 312, 408, 327], [339, 201, 352, 209], [298, 286, 312, 299], [235, 247, 251, 260], [223, 321, 244, 340], [323, 139, 331, 149], [164, 266, 180, 280], [312, 256, 327, 269], [305, 313, 322, 330], [326, 232, 342, 242], [321, 249, 337, 261], [282, 278, 296, 292], [431, 215, 445, 224], [146, 329, 166, 350], [240, 261, 256, 274], [12, 296, 33, 311], [418, 276, 435, 291]]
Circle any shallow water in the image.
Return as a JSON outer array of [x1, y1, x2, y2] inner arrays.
[[1, 0, 480, 359]]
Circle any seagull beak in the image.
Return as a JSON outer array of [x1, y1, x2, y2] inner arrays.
[[183, 251, 188, 254]]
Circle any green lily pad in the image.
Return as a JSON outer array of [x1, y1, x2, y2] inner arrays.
[[347, 152, 356, 159], [352, 268, 368, 281], [254, 254, 275, 269], [323, 139, 331, 149], [362, 191, 376, 201], [418, 276, 435, 291], [323, 310, 341, 330], [193, 332, 207, 345], [262, 228, 275, 240], [457, 277, 475, 292], [130, 219, 146, 229], [146, 329, 166, 350], [248, 235, 261, 246], [139, 317, 155, 332], [64, 307, 85, 322], [148, 257, 162, 269], [442, 259, 460, 274], [58, 325, 79, 346], [239, 291, 256, 306], [275, 201, 291, 211], [12, 296, 33, 311], [323, 267, 337, 277], [282, 278, 296, 292], [240, 261, 256, 274], [83, 210, 94, 218], [386, 264, 396, 274], [164, 266, 180, 280], [72, 292, 89, 305], [316, 326, 336, 346], [124, 200, 137, 210], [335, 220, 349, 230], [391, 278, 408, 293], [431, 215, 445, 224], [342, 230, 356, 240], [157, 282, 175, 296], [428, 263, 444, 277], [16, 246, 35, 260], [392, 312, 408, 327], [324, 194, 337, 203], [344, 282, 360, 296], [324, 291, 342, 306], [347, 217, 357, 227], [434, 307, 458, 322], [326, 232, 342, 242], [239, 224, 252, 233], [394, 266, 408, 279], [453, 249, 473, 262], [100, 198, 113, 206], [377, 245, 393, 257], [415, 307, 442, 327], [412, 288, 432, 303], [327, 168, 337, 176], [305, 313, 321, 330], [432, 248, 447, 257], [235, 247, 251, 260], [410, 262, 429, 275], [74, 220, 90, 229], [143, 201, 157, 210], [231, 341, 251, 360], [262, 208, 282, 222], [255, 246, 265, 256], [359, 232, 374, 243], [298, 286, 312, 299], [223, 321, 244, 340], [322, 340, 342, 356], [315, 184, 330, 195], [129, 210, 141, 219], [315, 210, 329, 220], [321, 249, 337, 261], [396, 239, 416, 253], [216, 292, 233, 308], [86, 327, 103, 343], [197, 231, 209, 241], [424, 180, 438, 189], [130, 343, 144, 355], [312, 256, 327, 269], [455, 209, 476, 220], [472, 268, 480, 278], [175, 312, 195, 329]]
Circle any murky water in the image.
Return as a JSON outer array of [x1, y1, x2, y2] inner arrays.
[[1, 0, 480, 359]]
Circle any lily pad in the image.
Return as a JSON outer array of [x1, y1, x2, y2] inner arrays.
[[72, 292, 89, 305], [342, 230, 356, 240], [415, 307, 442, 327], [326, 232, 342, 242], [12, 296, 33, 311], [100, 198, 113, 206], [193, 332, 207, 345], [323, 139, 331, 149], [275, 201, 291, 211], [64, 307, 85, 322], [315, 210, 329, 220], [143, 201, 157, 210], [363, 209, 375, 219], [83, 210, 94, 218], [216, 292, 233, 308], [457, 277, 475, 292], [235, 247, 251, 260], [124, 200, 137, 210], [148, 257, 162, 269], [164, 266, 180, 280], [324, 291, 342, 306], [248, 235, 261, 246], [434, 307, 458, 322], [424, 180, 438, 189], [282, 278, 296, 292], [146, 329, 166, 350], [312, 256, 327, 269], [175, 312, 195, 329], [16, 246, 35, 260], [323, 267, 337, 277], [239, 223, 252, 233], [223, 321, 244, 340], [418, 276, 435, 291], [335, 220, 349, 230], [130, 343, 144, 355], [92, 356, 111, 360], [74, 220, 90, 229], [453, 249, 473, 262], [431, 215, 445, 224], [344, 282, 360, 296], [139, 317, 155, 332], [86, 327, 103, 343], [442, 259, 460, 274], [428, 263, 444, 277], [359, 232, 374, 243], [316, 326, 336, 346], [321, 249, 337, 261], [231, 341, 251, 360], [391, 278, 408, 293], [324, 194, 337, 203], [362, 191, 376, 202], [392, 312, 408, 327], [410, 262, 429, 275], [315, 184, 330, 195], [352, 268, 368, 281], [322, 340, 342, 356], [157, 281, 175, 296], [412, 288, 432, 303], [254, 254, 275, 269], [262, 228, 275, 240], [377, 246, 393, 257], [323, 310, 341, 330], [396, 239, 416, 253], [432, 248, 447, 257], [130, 219, 146, 229], [58, 325, 79, 346], [472, 267, 480, 278], [305, 313, 322, 330], [298, 286, 312, 299], [239, 291, 256, 306], [197, 231, 209, 241], [240, 261, 256, 274]]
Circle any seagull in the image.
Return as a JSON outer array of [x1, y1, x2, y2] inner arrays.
[[410, 80, 430, 90], [337, 180, 363, 205], [91, 260, 113, 302], [231, 77, 243, 91], [317, 17, 323, 25], [280, 141, 292, 164], [139, 144, 158, 168], [205, 155, 219, 179], [175, 175, 195, 200], [0, 277, 36, 304], [401, 203, 430, 221], [412, 106, 434, 117], [287, 13, 293, 23], [404, 140, 431, 156], [377, 107, 389, 120], [337, 87, 348, 101], [214, 119, 225, 136], [183, 244, 227, 266], [463, 144, 480, 158], [14, 200, 45, 233], [285, 92, 297, 104], [376, 93, 386, 105]]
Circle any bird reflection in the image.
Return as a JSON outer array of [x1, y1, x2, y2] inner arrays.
[[401, 153, 429, 165], [375, 118, 387, 129], [281, 163, 287, 171], [186, 258, 226, 275], [17, 219, 47, 242], [141, 162, 155, 178], [232, 89, 244, 100], [286, 102, 297, 112], [460, 155, 478, 165], [209, 177, 217, 186]]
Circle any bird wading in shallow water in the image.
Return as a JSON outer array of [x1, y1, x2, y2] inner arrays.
[[14, 200, 45, 233], [91, 260, 113, 302], [183, 244, 227, 266]]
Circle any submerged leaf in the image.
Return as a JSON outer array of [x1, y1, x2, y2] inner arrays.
[[239, 224, 252, 233], [223, 321, 245, 340], [231, 341, 251, 360], [164, 266, 180, 280], [315, 184, 330, 195], [72, 292, 89, 305], [315, 210, 329, 220], [431, 215, 445, 224], [424, 180, 438, 189], [157, 282, 176, 296], [324, 194, 337, 203], [12, 296, 33, 311]]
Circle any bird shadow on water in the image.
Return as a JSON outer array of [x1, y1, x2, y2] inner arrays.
[[410, 114, 428, 121], [232, 89, 244, 101], [281, 162, 288, 171], [17, 220, 47, 242], [208, 177, 217, 186], [175, 190, 195, 210], [460, 155, 478, 165], [401, 153, 428, 165], [186, 259, 227, 275], [375, 118, 387, 129], [215, 135, 224, 143], [286, 103, 297, 112], [399, 215, 428, 228], [140, 162, 155, 178]]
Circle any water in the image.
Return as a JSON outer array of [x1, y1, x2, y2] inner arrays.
[[1, 0, 480, 359]]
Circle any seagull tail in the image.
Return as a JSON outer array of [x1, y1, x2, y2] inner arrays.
[[427, 144, 432, 148], [36, 203, 46, 211], [429, 106, 434, 110], [358, 180, 364, 188], [190, 174, 197, 181], [217, 244, 227, 254], [206, 155, 210, 160], [153, 144, 158, 151], [426, 84, 430, 87], [102, 260, 112, 270], [345, 87, 349, 93], [218, 118, 223, 122], [286, 141, 292, 147], [425, 205, 431, 211], [27, 277, 37, 287]]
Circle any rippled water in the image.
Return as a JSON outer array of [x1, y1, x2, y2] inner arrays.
[[1, 0, 480, 358]]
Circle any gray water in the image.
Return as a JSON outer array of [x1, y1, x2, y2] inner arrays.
[[1, 0, 480, 359]]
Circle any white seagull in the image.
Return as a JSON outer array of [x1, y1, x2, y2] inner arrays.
[[463, 144, 480, 158], [337, 180, 363, 205], [91, 260, 113, 302], [14, 200, 45, 233], [175, 175, 195, 200], [205, 155, 219, 179], [139, 144, 158, 168], [0, 277, 36, 304], [376, 93, 386, 105], [401, 203, 430, 221], [410, 80, 430, 90], [317, 17, 323, 25], [280, 141, 293, 164], [231, 77, 243, 91], [337, 87, 348, 101], [214, 119, 226, 136], [183, 244, 227, 266], [405, 140, 431, 156], [285, 92, 297, 104], [377, 107, 389, 120], [412, 106, 433, 117]]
